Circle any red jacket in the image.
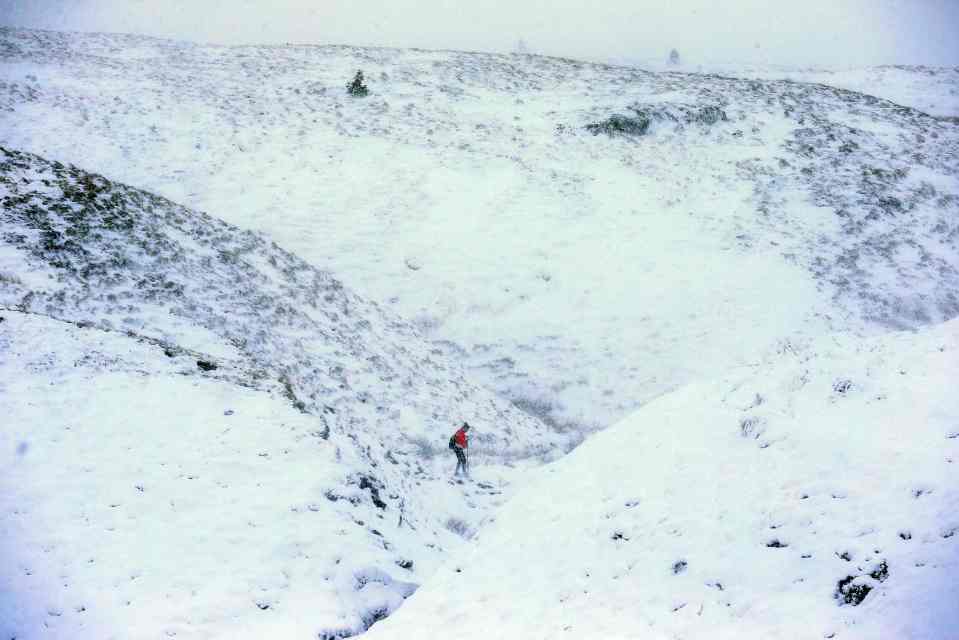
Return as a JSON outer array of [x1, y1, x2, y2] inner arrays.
[[453, 427, 468, 448]]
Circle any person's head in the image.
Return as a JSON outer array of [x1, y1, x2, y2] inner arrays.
[[462, 422, 471, 431]]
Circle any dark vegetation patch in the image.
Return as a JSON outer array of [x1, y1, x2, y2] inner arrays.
[[445, 517, 472, 538], [356, 474, 387, 509], [869, 560, 889, 582], [739, 415, 766, 439], [586, 113, 650, 137], [586, 103, 727, 137], [346, 70, 369, 97], [835, 575, 872, 606], [835, 559, 889, 606], [832, 379, 853, 395]]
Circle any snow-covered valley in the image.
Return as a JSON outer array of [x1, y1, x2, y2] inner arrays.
[[0, 146, 561, 637], [3, 27, 957, 429], [0, 26, 957, 639]]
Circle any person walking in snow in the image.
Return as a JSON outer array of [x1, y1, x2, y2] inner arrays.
[[449, 422, 471, 478]]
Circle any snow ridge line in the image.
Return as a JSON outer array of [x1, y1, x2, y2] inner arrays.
[[0, 305, 288, 396]]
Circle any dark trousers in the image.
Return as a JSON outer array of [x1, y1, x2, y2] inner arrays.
[[453, 447, 468, 476]]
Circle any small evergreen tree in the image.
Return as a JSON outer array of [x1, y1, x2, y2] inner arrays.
[[346, 70, 369, 97], [668, 48, 681, 65]]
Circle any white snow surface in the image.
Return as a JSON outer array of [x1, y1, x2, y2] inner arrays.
[[2, 311, 353, 639], [0, 308, 532, 640], [747, 66, 959, 120], [0, 27, 957, 639], [2, 27, 957, 431], [0, 148, 560, 639], [615, 59, 959, 119], [369, 319, 959, 640]]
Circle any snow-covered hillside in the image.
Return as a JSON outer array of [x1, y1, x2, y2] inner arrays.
[[2, 27, 956, 431], [368, 319, 959, 640], [614, 59, 959, 119], [0, 146, 562, 639], [714, 66, 959, 120], [1, 27, 957, 639]]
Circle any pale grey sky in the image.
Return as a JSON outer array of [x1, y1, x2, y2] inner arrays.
[[1, 0, 957, 67]]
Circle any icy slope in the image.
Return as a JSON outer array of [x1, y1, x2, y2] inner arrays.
[[368, 319, 959, 640], [1, 27, 956, 431], [0, 146, 562, 639]]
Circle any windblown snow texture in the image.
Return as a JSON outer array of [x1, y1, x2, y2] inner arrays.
[[369, 319, 959, 640], [0, 146, 561, 639], [1, 26, 957, 639], [1, 27, 956, 431]]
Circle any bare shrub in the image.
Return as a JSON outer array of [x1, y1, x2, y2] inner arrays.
[[445, 517, 473, 539], [406, 433, 439, 459]]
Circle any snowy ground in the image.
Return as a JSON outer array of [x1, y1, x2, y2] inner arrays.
[[2, 27, 956, 431], [369, 319, 959, 640], [1, 28, 957, 639], [614, 59, 959, 119], [706, 66, 959, 120], [0, 147, 560, 638], [2, 311, 344, 639]]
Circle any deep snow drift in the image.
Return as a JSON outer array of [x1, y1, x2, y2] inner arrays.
[[368, 319, 959, 640], [2, 27, 956, 431], [0, 146, 562, 638]]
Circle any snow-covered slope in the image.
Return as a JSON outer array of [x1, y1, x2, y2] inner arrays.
[[614, 60, 959, 119], [2, 310, 348, 639], [368, 319, 959, 640], [708, 65, 959, 121], [0, 146, 562, 639], [1, 28, 957, 638], [2, 28, 956, 432]]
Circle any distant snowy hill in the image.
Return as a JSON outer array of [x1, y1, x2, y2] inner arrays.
[[1, 27, 956, 432], [612, 59, 959, 119], [719, 66, 959, 120], [368, 319, 959, 640], [790, 65, 958, 119], [0, 146, 562, 639]]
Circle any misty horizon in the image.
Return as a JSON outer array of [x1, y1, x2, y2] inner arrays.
[[1, 0, 958, 68]]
